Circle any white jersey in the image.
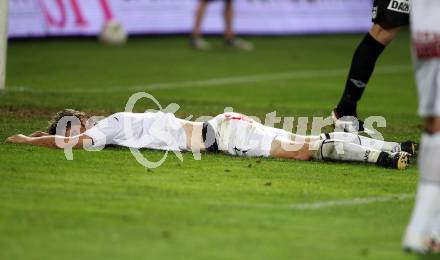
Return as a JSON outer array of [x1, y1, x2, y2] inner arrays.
[[411, 0, 440, 60], [411, 0, 440, 117], [84, 111, 187, 151]]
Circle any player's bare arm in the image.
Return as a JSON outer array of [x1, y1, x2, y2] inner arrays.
[[6, 133, 92, 149]]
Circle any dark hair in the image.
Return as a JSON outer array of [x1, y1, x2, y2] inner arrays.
[[47, 109, 89, 135]]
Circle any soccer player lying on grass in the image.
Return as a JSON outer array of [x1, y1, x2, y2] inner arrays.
[[6, 109, 416, 170]]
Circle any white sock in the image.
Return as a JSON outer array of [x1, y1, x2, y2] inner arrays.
[[406, 182, 440, 238], [419, 133, 440, 183], [406, 133, 440, 239], [323, 132, 400, 152], [313, 139, 381, 164], [431, 214, 440, 240]]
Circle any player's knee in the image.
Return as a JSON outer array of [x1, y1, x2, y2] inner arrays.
[[296, 153, 313, 161], [424, 117, 440, 134], [320, 140, 337, 160], [310, 140, 336, 161], [370, 23, 400, 45]]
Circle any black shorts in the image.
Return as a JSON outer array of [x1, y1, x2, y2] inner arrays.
[[372, 0, 410, 28]]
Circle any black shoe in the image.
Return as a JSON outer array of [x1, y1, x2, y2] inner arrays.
[[400, 141, 418, 156], [376, 151, 411, 170]]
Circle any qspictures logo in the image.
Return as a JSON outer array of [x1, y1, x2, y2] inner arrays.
[[55, 92, 389, 169]]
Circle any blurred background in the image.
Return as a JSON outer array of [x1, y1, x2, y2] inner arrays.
[[8, 0, 372, 38]]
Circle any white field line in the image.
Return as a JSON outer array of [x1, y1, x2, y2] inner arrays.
[[205, 193, 414, 210], [142, 65, 410, 91], [8, 65, 411, 94]]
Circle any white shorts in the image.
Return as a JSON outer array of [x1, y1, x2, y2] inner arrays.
[[411, 0, 440, 117], [208, 112, 290, 157]]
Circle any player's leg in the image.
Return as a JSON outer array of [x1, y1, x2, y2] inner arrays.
[[191, 0, 211, 50], [403, 24, 440, 253], [192, 0, 209, 39], [220, 116, 410, 169], [404, 117, 440, 253], [223, 0, 234, 41], [404, 0, 440, 251], [261, 124, 415, 154], [312, 139, 409, 169], [269, 136, 380, 163], [320, 132, 416, 155], [222, 0, 253, 50], [270, 137, 410, 169], [332, 0, 409, 132], [269, 137, 314, 161], [335, 24, 398, 115]]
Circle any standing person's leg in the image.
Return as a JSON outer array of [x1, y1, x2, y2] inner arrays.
[[223, 0, 234, 41], [332, 0, 409, 133], [335, 24, 398, 117], [404, 60, 440, 253], [191, 0, 211, 50], [222, 0, 253, 51], [403, 0, 440, 253], [404, 117, 440, 253]]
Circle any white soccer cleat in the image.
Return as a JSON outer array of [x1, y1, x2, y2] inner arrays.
[[225, 38, 254, 51], [431, 232, 440, 253], [191, 37, 211, 50], [331, 110, 374, 135], [403, 229, 440, 254]]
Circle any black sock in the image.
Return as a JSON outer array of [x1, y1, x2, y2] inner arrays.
[[336, 33, 385, 116]]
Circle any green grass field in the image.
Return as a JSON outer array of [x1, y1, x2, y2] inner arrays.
[[0, 31, 432, 259]]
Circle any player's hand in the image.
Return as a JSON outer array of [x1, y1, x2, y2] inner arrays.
[[29, 131, 48, 137], [6, 134, 29, 144]]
